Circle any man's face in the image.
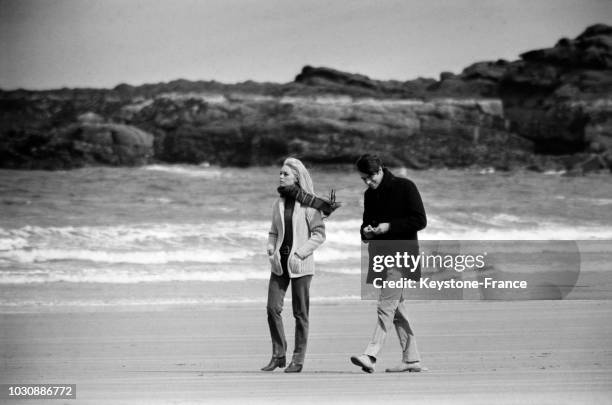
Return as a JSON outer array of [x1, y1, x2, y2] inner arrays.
[[359, 167, 384, 190]]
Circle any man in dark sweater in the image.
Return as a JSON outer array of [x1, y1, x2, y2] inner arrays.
[[350, 154, 427, 373]]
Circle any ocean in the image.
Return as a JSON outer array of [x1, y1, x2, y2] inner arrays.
[[1, 164, 611, 311]]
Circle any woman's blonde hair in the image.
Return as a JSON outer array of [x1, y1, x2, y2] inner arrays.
[[283, 157, 315, 194]]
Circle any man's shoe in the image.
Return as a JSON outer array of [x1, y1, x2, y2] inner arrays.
[[261, 357, 286, 371], [385, 361, 423, 373], [350, 354, 376, 373], [284, 362, 303, 373]]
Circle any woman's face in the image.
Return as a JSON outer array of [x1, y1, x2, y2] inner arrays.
[[279, 165, 297, 187]]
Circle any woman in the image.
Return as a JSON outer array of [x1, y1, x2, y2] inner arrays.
[[262, 157, 337, 373]]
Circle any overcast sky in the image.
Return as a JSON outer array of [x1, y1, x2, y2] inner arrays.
[[1, 0, 610, 90]]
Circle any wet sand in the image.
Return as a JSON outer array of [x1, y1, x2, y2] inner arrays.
[[1, 300, 611, 404]]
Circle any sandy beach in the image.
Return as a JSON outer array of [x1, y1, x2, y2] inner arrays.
[[1, 300, 611, 405], [1, 168, 611, 404]]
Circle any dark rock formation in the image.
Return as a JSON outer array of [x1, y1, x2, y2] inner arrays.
[[0, 120, 153, 169], [427, 24, 612, 171], [0, 24, 610, 172], [111, 93, 531, 169], [294, 66, 436, 98]]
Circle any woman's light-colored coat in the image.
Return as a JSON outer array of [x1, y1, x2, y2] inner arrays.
[[267, 198, 326, 278]]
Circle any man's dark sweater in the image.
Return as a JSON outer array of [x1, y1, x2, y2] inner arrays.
[[360, 168, 427, 241], [360, 168, 427, 282]]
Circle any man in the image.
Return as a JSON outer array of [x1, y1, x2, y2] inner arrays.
[[350, 154, 427, 373]]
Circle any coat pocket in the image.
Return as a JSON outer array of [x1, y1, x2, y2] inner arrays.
[[288, 253, 303, 274], [269, 252, 282, 273]]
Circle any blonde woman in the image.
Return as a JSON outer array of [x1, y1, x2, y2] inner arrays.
[[262, 158, 337, 373]]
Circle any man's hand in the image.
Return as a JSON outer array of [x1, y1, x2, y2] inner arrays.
[[372, 223, 390, 235], [363, 225, 375, 239]]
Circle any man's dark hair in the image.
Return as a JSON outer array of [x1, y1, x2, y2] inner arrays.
[[355, 154, 383, 175]]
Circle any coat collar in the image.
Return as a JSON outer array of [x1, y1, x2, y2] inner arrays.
[[374, 168, 394, 193]]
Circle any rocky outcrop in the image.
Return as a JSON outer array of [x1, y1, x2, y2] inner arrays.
[[294, 66, 436, 98], [434, 24, 612, 169], [520, 24, 612, 70], [0, 24, 610, 172], [115, 93, 529, 169], [0, 119, 154, 169]]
